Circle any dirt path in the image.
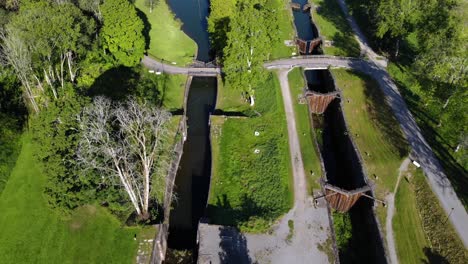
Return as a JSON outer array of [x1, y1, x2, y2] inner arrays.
[[241, 69, 331, 263], [385, 158, 411, 264], [198, 70, 333, 264]]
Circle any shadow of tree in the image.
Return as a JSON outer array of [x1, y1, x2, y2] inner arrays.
[[206, 194, 269, 230], [218, 226, 252, 264], [360, 71, 410, 157], [135, 7, 151, 51], [421, 247, 449, 264], [315, 0, 360, 57]]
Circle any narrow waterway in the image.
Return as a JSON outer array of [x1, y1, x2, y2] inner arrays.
[[306, 71, 386, 263], [291, 0, 320, 54], [166, 0, 216, 252], [291, 3, 387, 263]]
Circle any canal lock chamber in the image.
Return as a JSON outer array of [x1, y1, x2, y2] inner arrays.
[[165, 0, 218, 260], [305, 70, 387, 263]]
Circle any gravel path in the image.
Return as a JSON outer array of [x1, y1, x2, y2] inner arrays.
[[265, 56, 468, 248], [245, 70, 332, 263], [335, 0, 468, 248], [198, 70, 333, 264]]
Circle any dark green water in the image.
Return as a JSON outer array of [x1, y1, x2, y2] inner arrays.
[[166, 0, 217, 252], [305, 70, 387, 263]]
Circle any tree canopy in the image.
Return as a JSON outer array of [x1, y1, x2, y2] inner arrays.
[[223, 0, 280, 94], [100, 0, 145, 67]]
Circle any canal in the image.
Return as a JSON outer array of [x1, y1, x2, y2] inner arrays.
[[291, 2, 387, 263], [166, 0, 217, 254]]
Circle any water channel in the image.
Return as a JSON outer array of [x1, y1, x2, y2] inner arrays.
[[166, 0, 216, 252], [292, 2, 387, 263]]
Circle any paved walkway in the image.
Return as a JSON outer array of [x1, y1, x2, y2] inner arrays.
[[141, 56, 220, 76], [335, 0, 468, 248], [265, 56, 468, 247]]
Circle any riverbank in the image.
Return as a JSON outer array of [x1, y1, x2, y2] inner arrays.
[[134, 0, 197, 65]]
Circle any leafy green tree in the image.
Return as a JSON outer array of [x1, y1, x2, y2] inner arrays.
[[223, 0, 279, 102], [1, 1, 95, 111], [376, 0, 418, 57], [100, 0, 145, 67]]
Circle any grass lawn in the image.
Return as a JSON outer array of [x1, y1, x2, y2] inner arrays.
[[287, 68, 322, 192], [0, 134, 148, 263], [333, 69, 409, 233], [312, 0, 360, 57], [215, 76, 248, 112], [160, 74, 188, 111], [207, 73, 293, 233], [135, 0, 196, 65], [334, 69, 408, 191], [393, 167, 429, 264], [393, 167, 468, 263]]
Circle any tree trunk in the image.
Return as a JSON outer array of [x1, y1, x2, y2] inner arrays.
[[394, 38, 400, 58]]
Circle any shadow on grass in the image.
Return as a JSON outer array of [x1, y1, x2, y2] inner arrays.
[[88, 66, 171, 107], [135, 8, 152, 51], [360, 71, 409, 157], [421, 247, 449, 264], [315, 0, 360, 57], [207, 194, 268, 228], [390, 67, 468, 208]]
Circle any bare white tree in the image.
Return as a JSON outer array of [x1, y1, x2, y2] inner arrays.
[[77, 96, 172, 218], [0, 29, 39, 112]]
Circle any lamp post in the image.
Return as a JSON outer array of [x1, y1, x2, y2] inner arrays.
[[443, 207, 455, 225]]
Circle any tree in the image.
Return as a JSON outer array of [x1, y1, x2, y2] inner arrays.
[[100, 0, 145, 67], [223, 0, 279, 104], [376, 0, 418, 57], [78, 97, 172, 218], [78, 0, 103, 21], [0, 1, 95, 111]]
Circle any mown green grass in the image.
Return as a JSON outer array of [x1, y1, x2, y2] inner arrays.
[[208, 73, 293, 233], [215, 76, 248, 112], [393, 168, 429, 264], [312, 0, 360, 57], [287, 68, 322, 192], [333, 69, 409, 234], [393, 167, 468, 263], [160, 74, 188, 110], [135, 0, 196, 65], [334, 69, 408, 193], [0, 134, 146, 263]]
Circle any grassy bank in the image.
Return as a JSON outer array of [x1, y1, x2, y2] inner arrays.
[[334, 69, 408, 192], [387, 62, 468, 208], [333, 69, 408, 227], [0, 135, 147, 263], [393, 167, 429, 263], [135, 0, 196, 65], [208, 73, 293, 233], [271, 0, 296, 58], [394, 167, 468, 263], [346, 0, 468, 209], [312, 0, 360, 57], [287, 68, 322, 192]]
